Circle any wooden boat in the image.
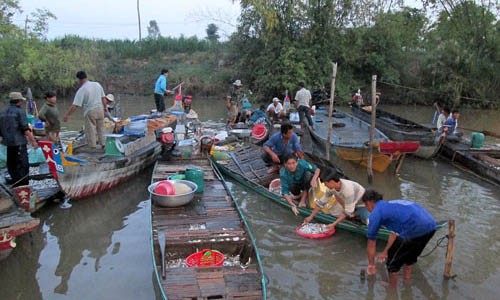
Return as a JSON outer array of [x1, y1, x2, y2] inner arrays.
[[0, 184, 40, 260], [351, 105, 439, 158], [40, 133, 162, 200], [150, 157, 267, 299], [1, 167, 60, 213], [310, 108, 394, 172], [439, 141, 500, 186], [211, 142, 409, 241]]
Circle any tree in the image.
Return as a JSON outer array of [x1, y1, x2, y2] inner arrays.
[[147, 20, 161, 39], [205, 23, 220, 42], [0, 0, 22, 38], [26, 8, 56, 40]]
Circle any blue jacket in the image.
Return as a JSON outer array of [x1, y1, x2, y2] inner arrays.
[[366, 200, 436, 240], [0, 104, 30, 146], [154, 74, 168, 95]]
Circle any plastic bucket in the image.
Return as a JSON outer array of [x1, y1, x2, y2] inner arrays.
[[471, 132, 484, 149], [185, 168, 204, 193], [252, 124, 267, 140]]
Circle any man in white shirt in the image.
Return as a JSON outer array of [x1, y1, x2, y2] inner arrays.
[[64, 71, 107, 149], [266, 97, 285, 121], [304, 168, 369, 229], [294, 82, 313, 128]]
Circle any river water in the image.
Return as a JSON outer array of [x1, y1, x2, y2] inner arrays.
[[0, 96, 499, 299]]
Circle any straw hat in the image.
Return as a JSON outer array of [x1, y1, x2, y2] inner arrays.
[[9, 92, 26, 101], [272, 97, 280, 102], [233, 80, 242, 86], [105, 94, 115, 102]]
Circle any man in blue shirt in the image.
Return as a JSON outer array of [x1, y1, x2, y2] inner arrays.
[[0, 92, 39, 186], [280, 153, 320, 215], [362, 189, 436, 287], [262, 122, 303, 170], [153, 69, 171, 112]]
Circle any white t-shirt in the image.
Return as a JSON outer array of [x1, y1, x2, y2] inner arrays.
[[266, 102, 284, 114], [73, 81, 105, 116], [436, 113, 447, 129], [295, 88, 311, 108], [323, 179, 365, 214]]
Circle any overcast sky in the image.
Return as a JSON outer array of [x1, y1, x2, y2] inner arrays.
[[13, 0, 241, 40]]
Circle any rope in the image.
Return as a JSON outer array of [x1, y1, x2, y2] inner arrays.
[[378, 80, 493, 103], [419, 235, 448, 258]]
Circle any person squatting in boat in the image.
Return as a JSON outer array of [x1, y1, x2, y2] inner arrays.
[[261, 122, 303, 173], [280, 153, 320, 216]]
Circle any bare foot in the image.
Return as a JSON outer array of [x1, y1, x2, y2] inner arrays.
[[298, 201, 306, 207]]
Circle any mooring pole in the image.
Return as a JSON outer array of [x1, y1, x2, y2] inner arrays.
[[326, 62, 337, 161], [444, 219, 456, 279], [367, 75, 377, 183]]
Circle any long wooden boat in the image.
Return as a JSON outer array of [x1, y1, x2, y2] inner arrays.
[[212, 142, 403, 241], [0, 184, 40, 260], [439, 141, 500, 186], [310, 108, 393, 172], [351, 105, 438, 158], [150, 157, 267, 299], [40, 133, 162, 199]]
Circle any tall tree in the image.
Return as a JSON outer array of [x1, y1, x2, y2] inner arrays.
[[147, 20, 161, 39], [205, 23, 220, 42]]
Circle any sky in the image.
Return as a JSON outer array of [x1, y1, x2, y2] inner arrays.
[[13, 0, 241, 40]]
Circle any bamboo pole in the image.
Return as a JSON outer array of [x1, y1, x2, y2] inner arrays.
[[444, 219, 456, 279], [367, 75, 377, 183], [326, 62, 338, 161]]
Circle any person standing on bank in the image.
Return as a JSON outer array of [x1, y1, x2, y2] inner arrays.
[[154, 68, 171, 113], [0, 92, 38, 186], [362, 189, 437, 287], [294, 82, 314, 128], [38, 91, 61, 143], [64, 71, 107, 149]]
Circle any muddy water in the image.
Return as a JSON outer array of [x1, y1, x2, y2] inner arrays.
[[0, 96, 499, 299]]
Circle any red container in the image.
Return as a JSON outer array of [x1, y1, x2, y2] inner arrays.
[[186, 249, 225, 267], [252, 124, 267, 140], [379, 141, 420, 154], [154, 181, 175, 196], [296, 224, 336, 239]]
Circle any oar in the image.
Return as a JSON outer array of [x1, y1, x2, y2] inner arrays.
[[158, 231, 166, 279], [458, 127, 500, 139]]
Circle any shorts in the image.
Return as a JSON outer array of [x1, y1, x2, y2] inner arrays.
[[387, 230, 435, 273]]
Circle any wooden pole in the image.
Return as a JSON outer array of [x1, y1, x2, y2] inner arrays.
[[444, 219, 456, 279], [326, 62, 338, 161], [137, 0, 142, 42], [367, 75, 377, 183]]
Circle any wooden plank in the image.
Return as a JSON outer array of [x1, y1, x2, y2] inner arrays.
[[152, 155, 264, 299]]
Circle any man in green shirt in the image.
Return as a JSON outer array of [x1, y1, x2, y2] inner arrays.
[[280, 153, 320, 215], [38, 91, 60, 143]]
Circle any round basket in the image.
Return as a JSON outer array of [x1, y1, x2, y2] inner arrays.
[[296, 224, 335, 239], [186, 249, 225, 267], [252, 124, 267, 140]]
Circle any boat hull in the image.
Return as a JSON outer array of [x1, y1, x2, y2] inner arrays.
[[60, 142, 161, 199], [310, 109, 393, 172], [351, 105, 439, 159], [0, 188, 40, 260], [440, 141, 500, 186], [334, 145, 393, 173]]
